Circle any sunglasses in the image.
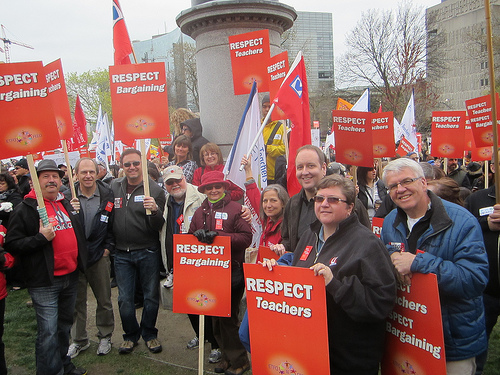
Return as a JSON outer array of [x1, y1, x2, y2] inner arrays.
[[123, 161, 140, 168], [205, 184, 223, 191], [313, 195, 348, 204], [166, 178, 183, 186]]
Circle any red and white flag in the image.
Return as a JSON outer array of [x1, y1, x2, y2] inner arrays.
[[113, 0, 133, 65], [70, 95, 88, 149], [273, 51, 311, 196]]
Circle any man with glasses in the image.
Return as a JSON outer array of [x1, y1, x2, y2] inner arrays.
[[159, 166, 222, 363], [110, 149, 166, 355], [380, 158, 488, 375]]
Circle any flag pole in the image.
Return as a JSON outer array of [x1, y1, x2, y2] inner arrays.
[[26, 154, 49, 227], [140, 138, 151, 215], [485, 0, 500, 201], [62, 141, 77, 200]]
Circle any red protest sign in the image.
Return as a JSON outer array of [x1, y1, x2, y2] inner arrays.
[[431, 111, 466, 158], [381, 273, 446, 375], [465, 94, 500, 147], [229, 29, 270, 95], [267, 51, 288, 122], [45, 59, 73, 141], [256, 245, 280, 263], [0, 61, 61, 159], [173, 234, 231, 317], [333, 110, 373, 167], [244, 263, 330, 374], [109, 62, 170, 145], [372, 112, 395, 158], [396, 136, 415, 157], [372, 217, 384, 238]]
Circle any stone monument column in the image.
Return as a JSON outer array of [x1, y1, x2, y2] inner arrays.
[[176, 0, 296, 155]]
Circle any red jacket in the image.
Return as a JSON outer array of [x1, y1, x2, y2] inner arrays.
[[192, 164, 244, 201], [0, 225, 15, 300], [189, 194, 252, 267]]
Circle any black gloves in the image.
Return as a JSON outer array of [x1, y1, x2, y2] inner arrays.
[[193, 229, 218, 244]]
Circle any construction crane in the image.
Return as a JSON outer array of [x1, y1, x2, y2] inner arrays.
[[0, 24, 34, 63]]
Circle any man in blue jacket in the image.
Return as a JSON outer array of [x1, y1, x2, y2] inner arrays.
[[65, 158, 115, 359], [380, 158, 488, 375]]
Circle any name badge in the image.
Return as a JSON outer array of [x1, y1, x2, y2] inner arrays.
[[134, 195, 145, 203], [479, 206, 494, 216], [114, 198, 122, 209], [100, 214, 109, 223], [105, 201, 114, 212]]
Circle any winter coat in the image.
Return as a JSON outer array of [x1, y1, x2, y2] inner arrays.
[[381, 190, 489, 361], [180, 118, 209, 166], [465, 185, 500, 298], [5, 192, 88, 287], [111, 177, 166, 251], [64, 180, 115, 267], [189, 194, 252, 268], [293, 215, 396, 374], [0, 188, 22, 228]]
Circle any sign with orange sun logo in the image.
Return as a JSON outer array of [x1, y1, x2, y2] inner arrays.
[[109, 62, 170, 145], [431, 111, 466, 158], [465, 94, 500, 148], [0, 61, 61, 159], [333, 110, 373, 167], [44, 59, 73, 141], [244, 263, 330, 374], [229, 29, 270, 95], [372, 112, 395, 158], [173, 234, 231, 317]]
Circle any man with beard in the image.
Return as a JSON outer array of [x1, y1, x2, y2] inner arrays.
[[159, 166, 222, 363], [447, 158, 472, 189], [5, 159, 88, 375]]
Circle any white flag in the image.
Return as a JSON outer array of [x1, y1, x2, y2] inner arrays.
[[399, 92, 417, 151], [351, 88, 370, 112]]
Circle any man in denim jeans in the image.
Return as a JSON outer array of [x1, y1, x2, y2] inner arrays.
[[110, 149, 166, 354], [6, 159, 88, 375]]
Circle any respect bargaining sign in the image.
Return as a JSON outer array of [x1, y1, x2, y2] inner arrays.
[[173, 234, 231, 317], [244, 263, 330, 374], [381, 273, 446, 375]]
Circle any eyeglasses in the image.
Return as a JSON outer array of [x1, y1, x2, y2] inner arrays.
[[166, 178, 182, 186], [123, 161, 140, 168], [205, 184, 223, 191], [387, 177, 421, 192], [204, 152, 218, 158], [313, 195, 348, 204]]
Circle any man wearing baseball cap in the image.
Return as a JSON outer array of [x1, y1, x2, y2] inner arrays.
[[5, 159, 88, 375]]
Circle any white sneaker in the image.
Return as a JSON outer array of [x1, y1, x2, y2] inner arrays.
[[208, 348, 222, 363], [163, 272, 173, 288], [67, 342, 90, 359], [97, 337, 112, 356]]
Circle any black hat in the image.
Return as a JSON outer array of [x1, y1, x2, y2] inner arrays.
[[15, 158, 28, 170], [36, 160, 65, 178], [262, 94, 270, 105]]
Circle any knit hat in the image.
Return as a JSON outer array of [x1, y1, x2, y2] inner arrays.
[[262, 94, 270, 105], [15, 158, 28, 170], [197, 171, 230, 193]]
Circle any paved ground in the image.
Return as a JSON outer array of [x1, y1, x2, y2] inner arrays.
[[84, 280, 243, 374]]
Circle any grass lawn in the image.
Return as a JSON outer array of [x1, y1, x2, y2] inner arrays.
[[3, 288, 500, 374]]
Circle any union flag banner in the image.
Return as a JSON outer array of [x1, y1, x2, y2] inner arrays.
[[267, 51, 288, 122], [229, 29, 271, 95], [173, 234, 231, 317], [109, 62, 170, 145], [371, 112, 395, 158], [113, 0, 133, 65], [465, 94, 500, 147], [431, 111, 466, 158], [244, 263, 330, 374], [333, 110, 373, 167], [45, 59, 74, 141], [336, 97, 353, 110], [0, 61, 61, 159], [382, 273, 446, 375]]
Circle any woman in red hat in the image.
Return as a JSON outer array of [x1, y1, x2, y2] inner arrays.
[[189, 171, 252, 375]]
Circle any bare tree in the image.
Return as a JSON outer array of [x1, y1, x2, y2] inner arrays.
[[168, 42, 198, 111], [337, 1, 444, 128]]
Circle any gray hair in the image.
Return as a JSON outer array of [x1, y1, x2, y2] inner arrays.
[[260, 184, 289, 222], [382, 158, 425, 185]]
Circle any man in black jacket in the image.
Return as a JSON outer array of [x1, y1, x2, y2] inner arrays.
[[5, 159, 87, 375], [65, 158, 115, 359]]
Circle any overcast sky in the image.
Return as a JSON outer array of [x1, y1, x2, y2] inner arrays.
[[2, 0, 440, 74]]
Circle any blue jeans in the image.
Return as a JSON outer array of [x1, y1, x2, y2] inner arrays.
[[114, 248, 160, 343], [29, 272, 78, 375]]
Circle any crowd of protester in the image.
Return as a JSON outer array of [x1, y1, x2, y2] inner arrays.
[[0, 106, 498, 375]]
